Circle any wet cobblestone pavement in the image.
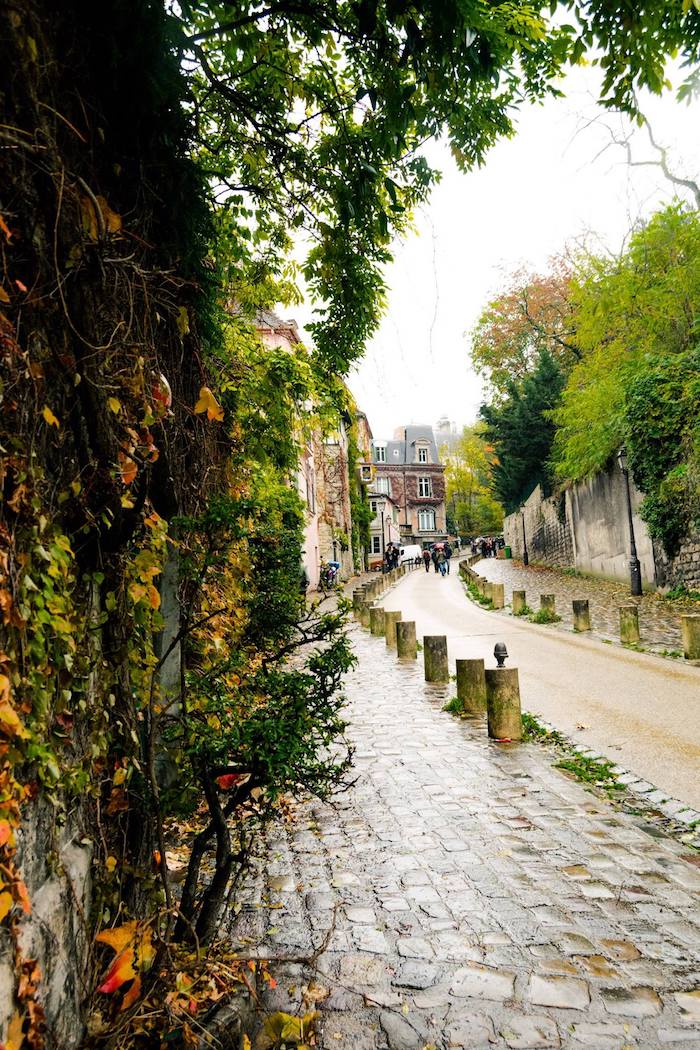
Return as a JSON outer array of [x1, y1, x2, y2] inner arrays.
[[472, 559, 696, 654], [231, 616, 700, 1049]]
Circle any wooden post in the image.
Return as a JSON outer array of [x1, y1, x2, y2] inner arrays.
[[680, 614, 700, 661], [396, 620, 417, 659], [456, 658, 487, 715], [485, 668, 522, 741], [619, 604, 640, 645], [384, 611, 401, 649], [491, 583, 505, 609], [511, 590, 527, 615], [540, 594, 556, 616], [572, 599, 591, 632], [423, 635, 449, 682], [370, 606, 385, 636]]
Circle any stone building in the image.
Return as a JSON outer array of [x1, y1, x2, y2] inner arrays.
[[371, 424, 447, 547]]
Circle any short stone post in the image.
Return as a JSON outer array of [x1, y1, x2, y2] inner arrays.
[[680, 614, 700, 661], [370, 606, 385, 636], [396, 620, 417, 659], [540, 594, 556, 616], [384, 611, 401, 649], [619, 604, 640, 645], [485, 668, 522, 741], [491, 583, 505, 610], [511, 590, 527, 615], [456, 658, 487, 715], [423, 635, 449, 682], [358, 602, 371, 628], [483, 580, 493, 602], [572, 599, 591, 632]]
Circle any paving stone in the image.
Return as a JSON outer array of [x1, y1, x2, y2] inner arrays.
[[450, 963, 515, 1000], [379, 1010, 426, 1049], [353, 927, 391, 954], [444, 1010, 497, 1048], [600, 986, 662, 1016], [527, 973, 590, 1009], [318, 1011, 381, 1049], [599, 938, 641, 961], [411, 984, 451, 1008], [396, 936, 434, 959], [674, 990, 700, 1020], [557, 932, 596, 955], [392, 960, 439, 990], [658, 1027, 700, 1043], [570, 1022, 639, 1046], [500, 1014, 561, 1048], [345, 906, 377, 924], [574, 954, 620, 979]]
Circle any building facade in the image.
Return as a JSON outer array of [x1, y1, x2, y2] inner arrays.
[[371, 425, 447, 547]]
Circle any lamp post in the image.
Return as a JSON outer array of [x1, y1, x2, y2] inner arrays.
[[380, 507, 386, 572], [617, 447, 642, 597], [521, 509, 529, 566]]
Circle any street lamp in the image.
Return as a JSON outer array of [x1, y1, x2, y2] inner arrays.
[[617, 447, 642, 597], [521, 509, 529, 566]]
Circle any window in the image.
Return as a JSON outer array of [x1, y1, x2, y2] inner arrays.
[[418, 476, 432, 498], [375, 445, 386, 463], [371, 536, 382, 553], [418, 509, 435, 532], [370, 500, 377, 514], [375, 477, 390, 495], [417, 447, 428, 463]]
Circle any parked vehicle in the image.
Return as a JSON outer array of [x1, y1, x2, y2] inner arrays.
[[399, 544, 422, 564]]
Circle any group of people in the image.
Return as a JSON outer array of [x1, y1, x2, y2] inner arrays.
[[471, 536, 504, 558], [422, 541, 453, 577], [383, 543, 401, 571]]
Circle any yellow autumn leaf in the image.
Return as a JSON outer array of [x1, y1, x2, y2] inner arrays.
[[0, 890, 14, 922], [4, 1009, 24, 1050], [194, 386, 224, 422], [42, 405, 60, 428], [108, 397, 121, 414], [0, 286, 10, 303], [105, 856, 118, 873]]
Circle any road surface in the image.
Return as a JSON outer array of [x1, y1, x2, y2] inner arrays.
[[386, 565, 700, 810]]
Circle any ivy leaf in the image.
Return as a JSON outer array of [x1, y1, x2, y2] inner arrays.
[[42, 405, 60, 428], [118, 451, 137, 485], [0, 890, 14, 922], [108, 397, 122, 414], [194, 386, 224, 422], [96, 921, 155, 999]]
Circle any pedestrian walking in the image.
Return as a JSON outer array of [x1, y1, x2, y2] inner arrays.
[[437, 548, 447, 576], [422, 548, 431, 573], [444, 540, 452, 574], [431, 546, 439, 574]]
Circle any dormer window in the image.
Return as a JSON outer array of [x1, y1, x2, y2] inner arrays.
[[375, 445, 386, 463], [417, 447, 428, 463]]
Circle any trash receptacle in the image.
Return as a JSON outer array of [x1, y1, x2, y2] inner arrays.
[[504, 546, 512, 559]]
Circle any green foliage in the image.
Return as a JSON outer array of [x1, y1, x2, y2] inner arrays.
[[555, 754, 624, 792], [529, 608, 561, 624], [521, 712, 562, 743], [551, 206, 700, 554], [442, 696, 463, 714], [443, 425, 504, 536], [347, 424, 372, 570], [480, 349, 566, 512], [465, 579, 494, 609], [512, 603, 534, 617]]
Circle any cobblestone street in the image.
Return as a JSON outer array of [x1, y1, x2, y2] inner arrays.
[[472, 559, 697, 654], [231, 610, 700, 1049]]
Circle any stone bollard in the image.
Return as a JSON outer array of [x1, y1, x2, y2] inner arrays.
[[384, 611, 401, 649], [484, 581, 494, 603], [680, 614, 700, 661], [456, 658, 487, 715], [540, 594, 556, 616], [358, 601, 371, 628], [423, 635, 449, 682], [572, 599, 591, 632], [511, 590, 527, 615], [491, 583, 505, 610], [619, 604, 640, 645], [485, 668, 522, 741], [396, 620, 417, 659], [370, 606, 385, 636]]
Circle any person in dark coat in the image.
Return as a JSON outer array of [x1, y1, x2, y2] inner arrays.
[[444, 541, 453, 574], [422, 548, 431, 573]]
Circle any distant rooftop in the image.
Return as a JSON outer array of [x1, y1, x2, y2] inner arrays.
[[373, 425, 441, 465]]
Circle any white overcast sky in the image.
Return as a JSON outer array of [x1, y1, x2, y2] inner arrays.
[[289, 62, 700, 441]]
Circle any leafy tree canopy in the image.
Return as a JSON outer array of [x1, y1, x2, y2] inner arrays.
[[480, 348, 566, 513], [443, 425, 503, 536], [174, 0, 700, 375], [470, 259, 580, 397]]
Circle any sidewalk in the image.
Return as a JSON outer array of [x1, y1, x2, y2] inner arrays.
[[473, 559, 695, 653], [229, 616, 700, 1049]]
